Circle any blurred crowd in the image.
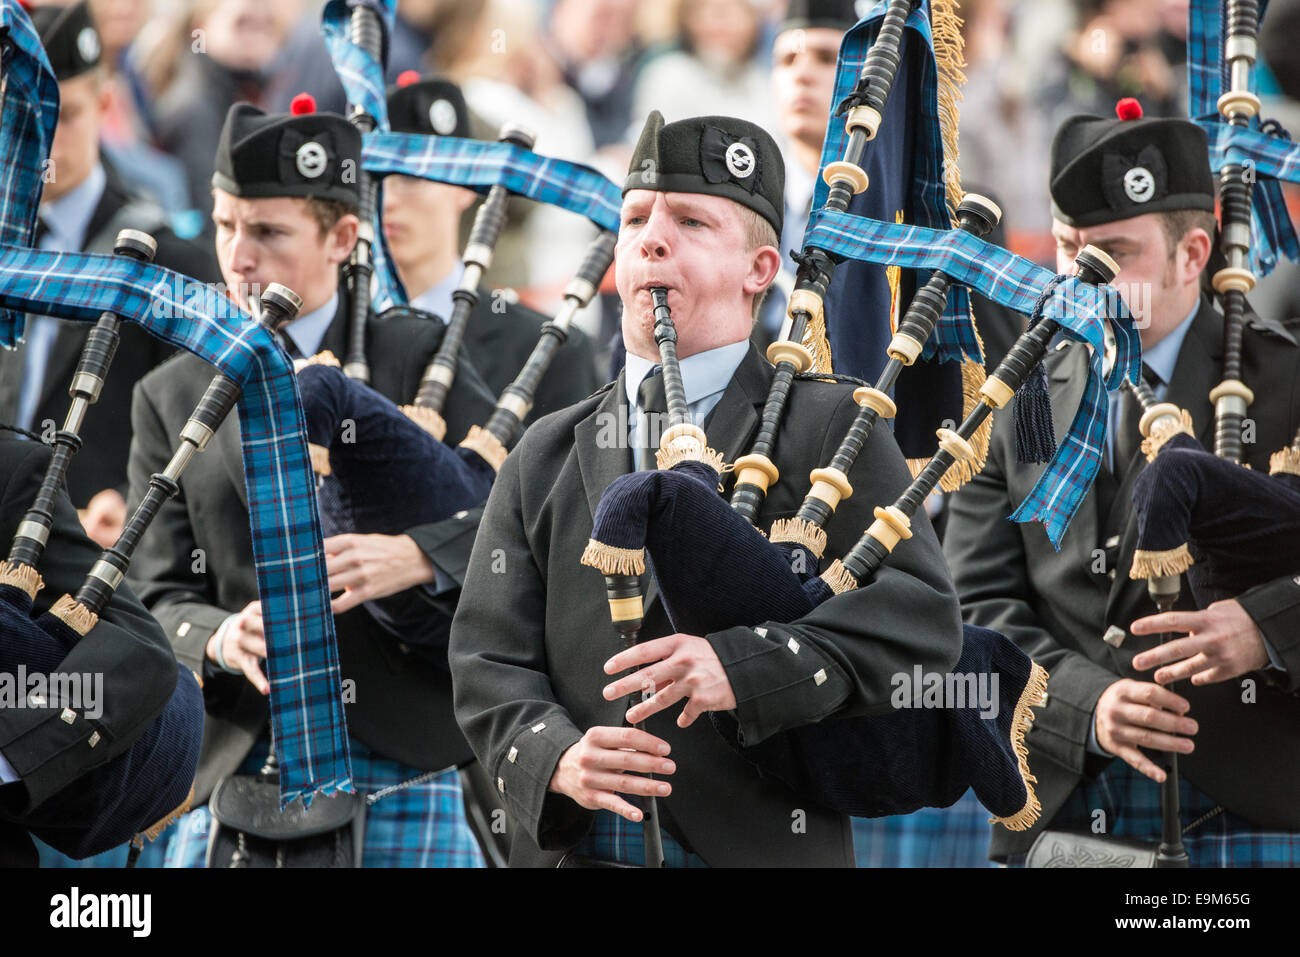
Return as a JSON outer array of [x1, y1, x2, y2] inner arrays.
[[52, 0, 1300, 310]]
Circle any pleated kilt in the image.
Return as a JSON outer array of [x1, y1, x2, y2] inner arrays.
[[1011, 759, 1300, 867], [129, 735, 484, 868]]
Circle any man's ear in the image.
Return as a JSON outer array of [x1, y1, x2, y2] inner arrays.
[[744, 245, 783, 297], [326, 214, 361, 264], [1181, 227, 1213, 283]]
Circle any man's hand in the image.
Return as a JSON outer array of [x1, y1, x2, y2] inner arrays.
[[1130, 599, 1270, 685], [548, 726, 675, 823], [1094, 679, 1197, 783], [602, 633, 737, 728], [324, 533, 435, 614], [206, 601, 269, 694], [79, 488, 126, 549]]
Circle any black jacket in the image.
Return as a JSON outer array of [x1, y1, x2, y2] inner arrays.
[[0, 436, 177, 863], [126, 296, 496, 803], [944, 299, 1300, 861], [450, 342, 963, 866], [0, 158, 221, 507]]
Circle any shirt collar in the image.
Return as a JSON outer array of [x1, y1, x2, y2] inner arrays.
[[39, 162, 106, 251], [282, 291, 339, 357], [624, 339, 751, 410], [1143, 301, 1200, 387], [409, 268, 459, 324]]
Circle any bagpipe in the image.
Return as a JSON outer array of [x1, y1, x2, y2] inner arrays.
[[578, 0, 1145, 862]]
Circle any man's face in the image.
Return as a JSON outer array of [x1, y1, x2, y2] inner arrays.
[[772, 27, 842, 150], [47, 72, 107, 201], [1052, 212, 1204, 347], [212, 190, 357, 316], [615, 190, 778, 360], [381, 174, 473, 275]]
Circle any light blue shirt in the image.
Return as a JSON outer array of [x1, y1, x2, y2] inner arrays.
[[0, 751, 17, 784], [624, 340, 750, 470], [1106, 303, 1198, 468], [16, 164, 108, 430], [409, 270, 458, 325], [280, 291, 338, 358]]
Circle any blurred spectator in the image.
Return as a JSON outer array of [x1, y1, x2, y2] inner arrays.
[[544, 0, 644, 150], [150, 0, 294, 230], [626, 0, 777, 139]]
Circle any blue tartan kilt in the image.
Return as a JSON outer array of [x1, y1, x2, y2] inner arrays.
[[1023, 759, 1300, 867], [851, 788, 996, 867], [94, 735, 485, 868], [571, 804, 709, 868]]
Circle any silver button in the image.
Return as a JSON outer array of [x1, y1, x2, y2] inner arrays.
[[1040, 691, 1050, 706], [786, 637, 800, 654], [60, 708, 76, 724], [1292, 575, 1300, 586], [530, 722, 546, 733], [455, 510, 469, 520], [496, 776, 505, 794], [88, 731, 101, 748], [754, 626, 767, 638], [1055, 341, 1069, 352], [177, 622, 191, 637], [507, 746, 518, 763], [813, 669, 827, 686], [1104, 535, 1120, 549], [1102, 625, 1127, 648]]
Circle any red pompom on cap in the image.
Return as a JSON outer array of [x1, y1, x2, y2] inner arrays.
[[397, 70, 421, 88], [16, 0, 33, 12], [290, 93, 317, 116], [1115, 97, 1143, 121]]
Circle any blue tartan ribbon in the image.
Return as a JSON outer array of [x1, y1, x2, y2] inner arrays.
[[320, 0, 407, 311], [0, 0, 351, 806], [1187, 0, 1299, 276], [362, 132, 623, 231], [812, 0, 979, 364], [806, 207, 1141, 547]]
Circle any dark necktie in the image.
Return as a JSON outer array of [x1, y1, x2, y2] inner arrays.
[[1113, 363, 1162, 475], [636, 365, 666, 471], [277, 330, 305, 360]]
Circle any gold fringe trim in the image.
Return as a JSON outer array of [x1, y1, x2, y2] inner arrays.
[[0, 560, 43, 599], [991, 660, 1048, 832], [401, 404, 447, 442], [930, 0, 967, 222], [1141, 409, 1195, 461], [804, 310, 834, 376], [308, 442, 332, 477], [1130, 544, 1194, 580], [459, 425, 508, 473], [904, 357, 991, 492], [305, 350, 340, 367], [579, 540, 645, 576], [1270, 445, 1300, 477], [49, 594, 98, 636], [819, 559, 859, 595], [141, 782, 196, 842], [655, 444, 726, 473], [768, 516, 828, 559]]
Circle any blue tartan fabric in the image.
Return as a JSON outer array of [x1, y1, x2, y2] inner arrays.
[[851, 790, 996, 868], [1038, 759, 1300, 867], [363, 132, 623, 232], [1187, 0, 1299, 276], [138, 736, 484, 868], [805, 207, 1141, 547], [813, 0, 978, 367], [320, 0, 407, 311], [0, 249, 352, 807], [572, 808, 709, 868]]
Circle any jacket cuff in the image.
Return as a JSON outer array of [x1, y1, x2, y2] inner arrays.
[[492, 713, 588, 851], [1024, 653, 1118, 775], [1236, 577, 1300, 690], [0, 705, 115, 814], [158, 604, 231, 674], [404, 507, 485, 589], [706, 623, 851, 747]]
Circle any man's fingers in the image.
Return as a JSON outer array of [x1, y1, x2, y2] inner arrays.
[[1111, 722, 1195, 754], [1115, 745, 1167, 783], [594, 791, 647, 824], [577, 769, 673, 797], [240, 615, 265, 640], [1126, 681, 1191, 715], [1130, 611, 1197, 636], [238, 655, 269, 696], [603, 665, 673, 702], [1116, 701, 1198, 737], [1153, 653, 1211, 686], [331, 589, 365, 615], [322, 534, 359, 554], [1132, 636, 1206, 671], [585, 725, 671, 756], [604, 636, 678, 674], [625, 680, 683, 725], [678, 697, 708, 728]]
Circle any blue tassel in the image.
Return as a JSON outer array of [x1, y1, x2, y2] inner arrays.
[[1014, 282, 1060, 465]]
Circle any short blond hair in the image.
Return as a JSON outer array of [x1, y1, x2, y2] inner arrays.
[[739, 205, 779, 320]]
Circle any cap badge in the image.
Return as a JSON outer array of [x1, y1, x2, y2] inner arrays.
[[1124, 166, 1155, 203], [429, 99, 458, 136], [725, 141, 756, 179], [296, 141, 328, 179], [76, 26, 100, 64]]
